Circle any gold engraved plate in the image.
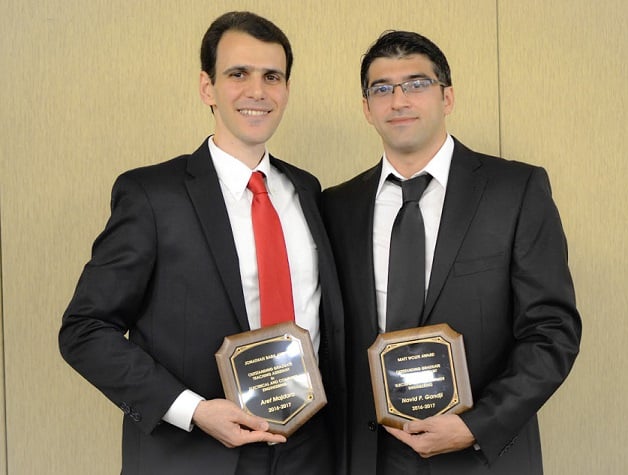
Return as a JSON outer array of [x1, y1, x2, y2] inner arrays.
[[368, 323, 473, 429], [216, 322, 326, 437]]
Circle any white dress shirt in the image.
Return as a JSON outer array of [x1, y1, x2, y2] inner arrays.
[[163, 137, 320, 431], [373, 135, 453, 333]]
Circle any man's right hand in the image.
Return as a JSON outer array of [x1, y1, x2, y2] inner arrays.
[[192, 399, 286, 448]]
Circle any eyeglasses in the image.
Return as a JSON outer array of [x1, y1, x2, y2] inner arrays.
[[364, 78, 445, 99]]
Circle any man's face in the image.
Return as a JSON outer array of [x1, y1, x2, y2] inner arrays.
[[200, 30, 289, 159], [362, 54, 454, 159]]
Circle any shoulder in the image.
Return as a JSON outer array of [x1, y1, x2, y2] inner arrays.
[[270, 155, 321, 193], [106, 155, 194, 210], [118, 155, 188, 185], [453, 138, 550, 190], [321, 163, 381, 226], [114, 139, 210, 189], [324, 162, 382, 199]]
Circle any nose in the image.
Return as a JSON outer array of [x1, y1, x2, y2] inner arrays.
[[246, 74, 266, 100], [391, 84, 410, 109]]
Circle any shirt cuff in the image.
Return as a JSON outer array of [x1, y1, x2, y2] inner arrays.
[[162, 390, 204, 432]]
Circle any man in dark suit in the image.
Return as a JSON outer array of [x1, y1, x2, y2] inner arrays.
[[59, 11, 345, 475], [322, 30, 580, 475]]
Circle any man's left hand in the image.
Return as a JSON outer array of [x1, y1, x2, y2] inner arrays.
[[384, 414, 475, 458]]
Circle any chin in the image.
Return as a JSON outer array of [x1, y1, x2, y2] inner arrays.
[[241, 132, 274, 147]]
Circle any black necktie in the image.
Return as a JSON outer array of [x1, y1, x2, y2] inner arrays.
[[386, 173, 432, 332]]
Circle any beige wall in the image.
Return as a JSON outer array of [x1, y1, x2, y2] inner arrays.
[[499, 1, 628, 470], [1, 1, 626, 473]]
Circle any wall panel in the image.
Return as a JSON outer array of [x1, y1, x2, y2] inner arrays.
[[1, 0, 500, 473], [1, 221, 5, 474], [498, 1, 628, 473]]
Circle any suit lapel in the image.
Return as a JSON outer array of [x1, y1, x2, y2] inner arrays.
[[423, 140, 487, 322], [350, 163, 381, 338], [270, 157, 323, 245], [184, 140, 249, 332], [270, 157, 339, 316]]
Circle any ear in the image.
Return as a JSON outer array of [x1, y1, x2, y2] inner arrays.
[[362, 96, 374, 125], [199, 71, 216, 107], [443, 86, 455, 116]]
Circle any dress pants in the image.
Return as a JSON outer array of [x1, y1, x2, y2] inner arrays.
[[236, 413, 332, 475], [376, 426, 429, 475]]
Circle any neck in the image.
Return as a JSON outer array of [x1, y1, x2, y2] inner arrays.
[[387, 154, 432, 178], [212, 135, 266, 169], [385, 134, 447, 178]]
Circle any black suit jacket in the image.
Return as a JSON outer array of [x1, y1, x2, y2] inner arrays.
[[322, 138, 580, 474], [59, 139, 347, 475]]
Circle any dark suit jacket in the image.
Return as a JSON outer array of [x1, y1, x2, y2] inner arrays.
[[59, 139, 347, 475], [322, 138, 581, 475]]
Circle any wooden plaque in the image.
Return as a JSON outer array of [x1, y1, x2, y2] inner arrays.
[[215, 321, 327, 437], [368, 323, 473, 429]]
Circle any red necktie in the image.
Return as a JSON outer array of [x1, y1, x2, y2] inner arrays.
[[247, 171, 295, 326]]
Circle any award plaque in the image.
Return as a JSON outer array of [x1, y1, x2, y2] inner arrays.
[[368, 323, 473, 429], [215, 321, 326, 437]]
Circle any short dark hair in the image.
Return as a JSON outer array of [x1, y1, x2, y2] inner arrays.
[[361, 30, 452, 96], [200, 11, 293, 83]]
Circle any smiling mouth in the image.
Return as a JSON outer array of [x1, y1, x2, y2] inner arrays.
[[388, 116, 417, 124], [239, 109, 271, 116]]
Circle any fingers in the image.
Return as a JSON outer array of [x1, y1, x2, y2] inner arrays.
[[384, 415, 475, 458], [384, 424, 433, 457], [403, 419, 428, 434], [239, 428, 287, 446], [232, 411, 286, 444], [192, 398, 286, 448], [383, 425, 416, 445], [235, 409, 271, 432]]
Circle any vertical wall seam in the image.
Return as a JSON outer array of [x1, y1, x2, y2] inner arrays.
[[496, 0, 503, 157], [0, 202, 7, 475]]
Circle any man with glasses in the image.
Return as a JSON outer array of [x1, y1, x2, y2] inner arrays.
[[323, 30, 580, 474], [59, 11, 345, 475]]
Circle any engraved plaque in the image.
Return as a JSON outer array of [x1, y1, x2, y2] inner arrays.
[[216, 322, 326, 437], [368, 323, 473, 429]]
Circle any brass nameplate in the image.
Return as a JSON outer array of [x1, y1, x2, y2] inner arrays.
[[368, 323, 473, 429], [216, 321, 326, 437]]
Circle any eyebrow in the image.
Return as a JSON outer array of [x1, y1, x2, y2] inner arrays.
[[222, 65, 286, 79], [369, 73, 431, 87]]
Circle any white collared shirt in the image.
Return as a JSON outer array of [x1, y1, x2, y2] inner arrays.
[[373, 135, 453, 333], [208, 138, 320, 340], [163, 137, 320, 431]]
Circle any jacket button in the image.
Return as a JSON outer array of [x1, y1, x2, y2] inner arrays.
[[368, 421, 377, 431], [130, 411, 142, 423]]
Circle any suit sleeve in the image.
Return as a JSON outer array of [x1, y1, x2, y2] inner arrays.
[[460, 167, 582, 463], [59, 173, 187, 435]]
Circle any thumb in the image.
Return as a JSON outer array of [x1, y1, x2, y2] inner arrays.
[[237, 410, 270, 432]]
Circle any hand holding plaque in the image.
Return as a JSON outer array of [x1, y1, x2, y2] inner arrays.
[[215, 322, 326, 437], [368, 323, 473, 429]]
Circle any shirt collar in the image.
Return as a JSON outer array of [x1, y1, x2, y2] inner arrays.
[[376, 134, 454, 197], [208, 136, 272, 200]]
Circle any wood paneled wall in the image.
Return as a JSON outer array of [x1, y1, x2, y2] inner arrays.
[[1, 1, 626, 473]]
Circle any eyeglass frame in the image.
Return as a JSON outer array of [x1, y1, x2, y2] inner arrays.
[[363, 77, 447, 99]]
